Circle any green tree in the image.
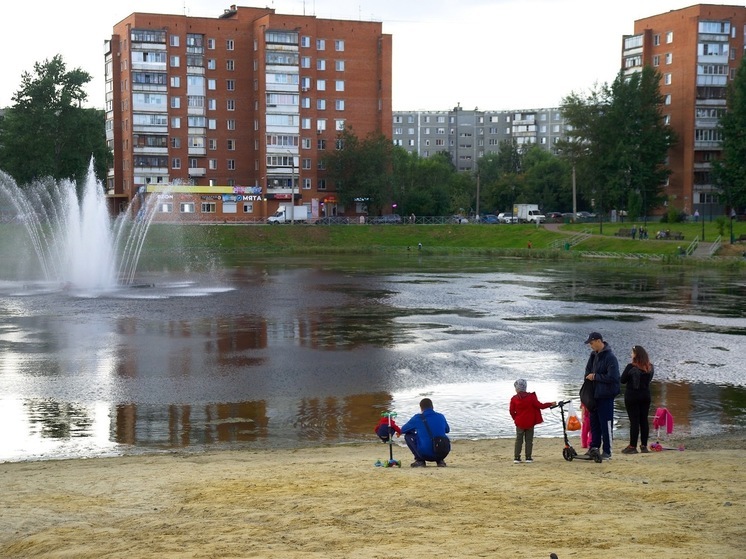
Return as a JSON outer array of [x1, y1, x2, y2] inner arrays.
[[713, 55, 746, 212], [323, 127, 394, 216], [0, 55, 110, 188], [393, 149, 453, 216]]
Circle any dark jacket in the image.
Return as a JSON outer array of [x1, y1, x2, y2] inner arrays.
[[584, 342, 620, 399], [400, 408, 450, 460], [621, 363, 654, 398]]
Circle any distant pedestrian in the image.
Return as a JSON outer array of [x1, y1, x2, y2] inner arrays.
[[694, 210, 699, 222], [527, 240, 532, 249]]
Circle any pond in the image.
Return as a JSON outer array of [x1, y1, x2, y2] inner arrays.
[[1, 255, 744, 462]]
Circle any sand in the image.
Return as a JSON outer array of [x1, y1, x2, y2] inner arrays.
[[1, 434, 745, 559]]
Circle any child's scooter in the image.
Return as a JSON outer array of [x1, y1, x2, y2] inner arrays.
[[551, 400, 602, 463], [374, 411, 401, 468]]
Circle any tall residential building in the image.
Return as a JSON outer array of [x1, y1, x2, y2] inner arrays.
[[393, 105, 569, 173], [623, 4, 746, 216], [104, 5, 392, 221]]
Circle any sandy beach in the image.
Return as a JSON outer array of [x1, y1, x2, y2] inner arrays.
[[1, 434, 744, 559]]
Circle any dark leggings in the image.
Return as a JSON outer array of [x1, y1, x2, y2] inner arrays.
[[625, 394, 651, 447]]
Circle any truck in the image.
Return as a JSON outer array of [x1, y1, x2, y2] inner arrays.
[[514, 204, 545, 224], [267, 205, 309, 224]]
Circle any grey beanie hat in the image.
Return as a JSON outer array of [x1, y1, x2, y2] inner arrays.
[[514, 379, 528, 392]]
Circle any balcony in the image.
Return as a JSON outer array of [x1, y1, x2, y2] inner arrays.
[[188, 167, 206, 177]]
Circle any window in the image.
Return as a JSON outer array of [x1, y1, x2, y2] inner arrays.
[[302, 158, 311, 169], [227, 139, 235, 151], [170, 56, 180, 68], [226, 39, 234, 50], [227, 119, 236, 130], [335, 119, 345, 131], [208, 98, 216, 110], [227, 159, 235, 170], [318, 179, 326, 190], [665, 53, 672, 64], [301, 36, 310, 48], [226, 79, 235, 91], [653, 55, 660, 67], [171, 97, 180, 109], [335, 60, 345, 71], [207, 38, 215, 50], [207, 59, 216, 70], [201, 202, 216, 213], [170, 35, 180, 47], [664, 94, 672, 105], [335, 99, 345, 110], [227, 99, 235, 111], [317, 59, 326, 71], [316, 38, 325, 50], [208, 119, 217, 130], [158, 203, 173, 213], [208, 79, 216, 90], [171, 137, 181, 148], [209, 159, 218, 170], [664, 73, 672, 85], [171, 117, 181, 128], [209, 139, 217, 150], [226, 60, 234, 71], [302, 118, 311, 129], [335, 40, 344, 51], [653, 34, 660, 46], [303, 178, 312, 190], [223, 201, 237, 214], [243, 202, 254, 213], [317, 139, 326, 150], [335, 80, 344, 92], [317, 119, 326, 132], [172, 157, 181, 169], [317, 99, 326, 110], [171, 76, 181, 87], [666, 31, 673, 44], [301, 56, 310, 68], [317, 79, 326, 91], [301, 97, 310, 108], [180, 202, 195, 213]]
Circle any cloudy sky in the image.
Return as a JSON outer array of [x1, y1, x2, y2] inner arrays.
[[1, 1, 742, 111]]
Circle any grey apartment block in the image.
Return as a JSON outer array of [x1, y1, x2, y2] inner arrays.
[[393, 104, 569, 173]]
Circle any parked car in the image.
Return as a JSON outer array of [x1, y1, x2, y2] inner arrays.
[[451, 215, 469, 224], [315, 216, 349, 225], [369, 214, 402, 224], [497, 212, 517, 224], [478, 214, 499, 224], [576, 211, 596, 220], [546, 211, 563, 220]]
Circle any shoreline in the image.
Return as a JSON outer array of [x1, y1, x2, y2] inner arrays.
[[2, 434, 745, 558]]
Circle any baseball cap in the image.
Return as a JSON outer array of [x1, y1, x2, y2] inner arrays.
[[584, 332, 603, 344]]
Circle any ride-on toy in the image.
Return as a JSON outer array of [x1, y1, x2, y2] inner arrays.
[[551, 400, 602, 463], [374, 411, 401, 467]]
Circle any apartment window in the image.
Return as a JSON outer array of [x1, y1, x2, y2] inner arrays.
[[158, 203, 173, 213], [301, 97, 310, 108], [335, 80, 344, 92], [301, 56, 310, 68], [317, 79, 326, 91], [207, 59, 216, 70], [171, 137, 181, 148], [227, 80, 235, 91], [335, 40, 344, 52], [227, 99, 235, 111], [208, 79, 216, 90], [172, 157, 181, 169], [665, 53, 672, 64], [170, 76, 181, 87], [335, 99, 345, 110], [301, 36, 310, 48], [664, 94, 672, 105], [394, 127, 402, 135], [171, 97, 180, 109], [653, 34, 660, 46], [209, 139, 217, 150], [201, 202, 216, 213], [664, 73, 672, 85], [317, 139, 327, 150], [170, 35, 180, 47], [335, 120, 345, 131], [227, 119, 236, 130], [243, 202, 254, 213], [226, 39, 234, 50], [317, 99, 326, 110], [207, 38, 215, 50], [301, 138, 311, 149], [208, 99, 216, 110], [209, 159, 218, 170], [226, 60, 234, 71], [180, 202, 195, 213], [227, 139, 235, 151], [302, 158, 311, 170], [653, 55, 660, 67], [227, 159, 235, 170], [303, 178, 312, 190], [302, 118, 311, 129], [170, 56, 180, 68], [318, 179, 326, 190], [335, 60, 345, 71], [208, 119, 217, 129], [666, 31, 673, 43], [171, 117, 181, 128], [317, 38, 325, 50], [317, 59, 326, 71]]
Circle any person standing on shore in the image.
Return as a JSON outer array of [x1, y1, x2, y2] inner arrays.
[[400, 398, 450, 467], [509, 379, 555, 463], [583, 332, 620, 460], [620, 345, 654, 454]]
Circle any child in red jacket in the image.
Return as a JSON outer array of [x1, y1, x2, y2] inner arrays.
[[374, 414, 401, 442], [509, 379, 555, 463]]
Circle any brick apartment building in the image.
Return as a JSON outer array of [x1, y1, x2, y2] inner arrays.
[[104, 5, 392, 222], [623, 4, 746, 216]]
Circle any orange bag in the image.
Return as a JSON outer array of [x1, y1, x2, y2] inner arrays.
[[567, 402, 581, 431]]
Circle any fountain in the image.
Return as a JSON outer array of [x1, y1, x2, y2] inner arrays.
[[0, 160, 158, 291]]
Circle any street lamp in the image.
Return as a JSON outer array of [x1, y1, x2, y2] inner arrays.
[[701, 202, 705, 242], [287, 150, 296, 224]]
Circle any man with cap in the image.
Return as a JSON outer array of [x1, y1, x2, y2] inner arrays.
[[583, 332, 620, 460]]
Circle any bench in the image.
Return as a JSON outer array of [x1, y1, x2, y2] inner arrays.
[[655, 231, 684, 240]]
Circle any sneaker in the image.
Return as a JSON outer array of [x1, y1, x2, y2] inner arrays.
[[513, 459, 522, 464], [621, 445, 638, 454], [410, 460, 426, 468], [436, 460, 447, 467], [640, 445, 650, 453], [525, 458, 533, 464], [601, 453, 612, 460]]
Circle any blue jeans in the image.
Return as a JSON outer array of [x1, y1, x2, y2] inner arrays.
[[590, 397, 615, 455]]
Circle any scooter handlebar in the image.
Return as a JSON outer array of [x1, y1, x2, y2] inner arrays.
[[550, 400, 572, 409]]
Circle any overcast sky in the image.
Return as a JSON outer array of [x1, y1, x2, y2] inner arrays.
[[2, 1, 743, 111]]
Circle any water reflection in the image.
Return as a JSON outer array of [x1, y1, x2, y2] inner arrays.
[[0, 258, 745, 462]]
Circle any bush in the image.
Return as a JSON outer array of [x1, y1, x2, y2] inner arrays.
[[660, 208, 687, 223]]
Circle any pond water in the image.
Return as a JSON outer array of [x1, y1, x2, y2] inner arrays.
[[1, 255, 745, 462]]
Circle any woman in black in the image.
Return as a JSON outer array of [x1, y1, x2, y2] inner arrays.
[[620, 345, 654, 454]]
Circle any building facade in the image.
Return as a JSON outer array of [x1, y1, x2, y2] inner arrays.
[[623, 4, 746, 215], [392, 104, 569, 173], [104, 5, 392, 221]]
